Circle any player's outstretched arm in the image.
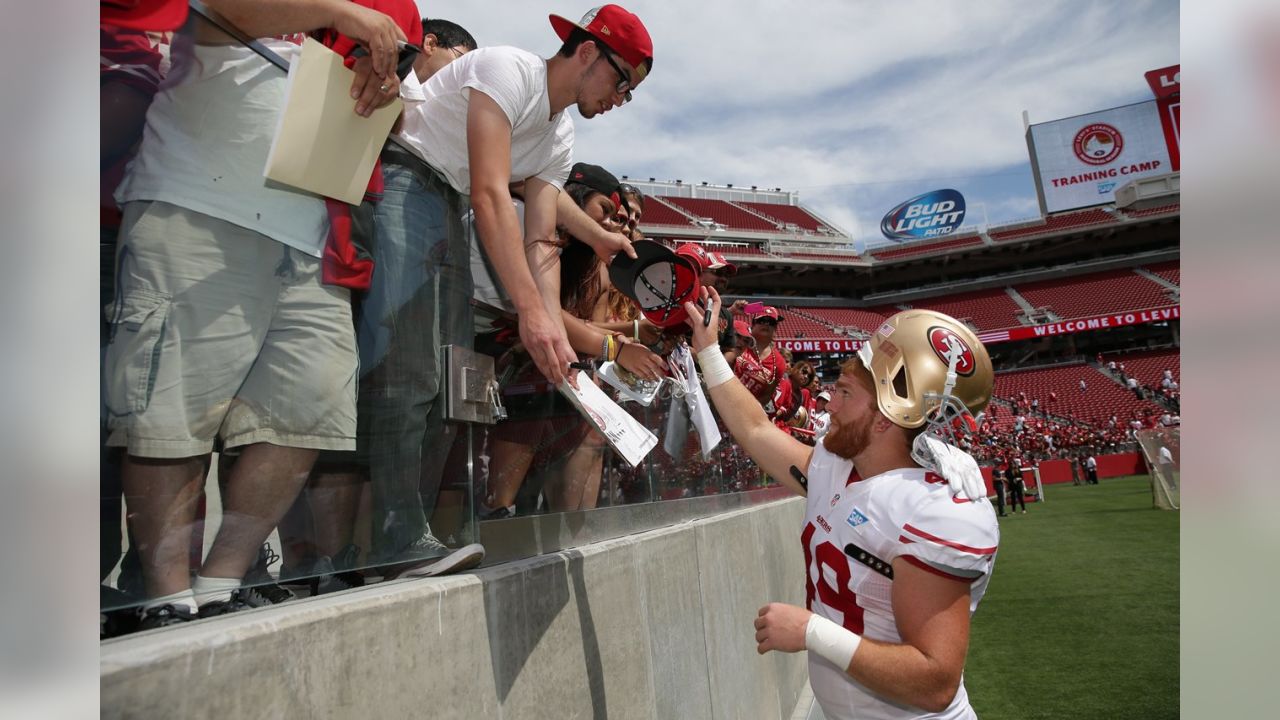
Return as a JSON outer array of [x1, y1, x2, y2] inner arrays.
[[684, 287, 811, 496], [754, 558, 973, 713]]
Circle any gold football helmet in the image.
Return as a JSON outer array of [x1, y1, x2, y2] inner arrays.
[[856, 309, 993, 434]]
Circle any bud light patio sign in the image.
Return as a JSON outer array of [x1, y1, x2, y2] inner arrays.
[[880, 189, 966, 241]]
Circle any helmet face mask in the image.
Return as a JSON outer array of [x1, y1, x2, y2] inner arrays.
[[856, 310, 993, 445]]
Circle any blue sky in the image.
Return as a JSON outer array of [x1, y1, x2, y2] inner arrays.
[[417, 1, 1179, 247]]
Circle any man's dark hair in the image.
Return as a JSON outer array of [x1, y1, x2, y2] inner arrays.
[[422, 18, 478, 51], [557, 28, 599, 59]]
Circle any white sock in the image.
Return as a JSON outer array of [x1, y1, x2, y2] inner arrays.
[[192, 575, 242, 606], [144, 589, 197, 614]]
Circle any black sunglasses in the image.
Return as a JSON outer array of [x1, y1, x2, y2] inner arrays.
[[596, 43, 634, 104]]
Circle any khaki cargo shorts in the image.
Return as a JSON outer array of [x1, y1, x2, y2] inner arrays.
[[104, 201, 357, 458]]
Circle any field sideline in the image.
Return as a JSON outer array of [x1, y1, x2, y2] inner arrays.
[[965, 476, 1179, 720]]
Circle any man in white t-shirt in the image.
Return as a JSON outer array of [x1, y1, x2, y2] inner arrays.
[[356, 5, 652, 573], [389, 3, 652, 386], [685, 293, 999, 720], [104, 1, 409, 627]]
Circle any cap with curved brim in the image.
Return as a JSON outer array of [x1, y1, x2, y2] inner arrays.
[[549, 4, 653, 83], [609, 241, 700, 328]]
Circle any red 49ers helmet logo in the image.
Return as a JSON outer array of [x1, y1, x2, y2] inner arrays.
[[928, 326, 975, 376]]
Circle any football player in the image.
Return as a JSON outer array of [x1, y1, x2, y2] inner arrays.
[[683, 287, 998, 720]]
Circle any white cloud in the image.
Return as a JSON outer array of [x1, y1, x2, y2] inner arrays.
[[417, 1, 1179, 235]]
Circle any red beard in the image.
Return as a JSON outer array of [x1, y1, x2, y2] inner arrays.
[[822, 413, 873, 460]]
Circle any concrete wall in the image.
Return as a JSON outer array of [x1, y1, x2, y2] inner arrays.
[[101, 498, 809, 720]]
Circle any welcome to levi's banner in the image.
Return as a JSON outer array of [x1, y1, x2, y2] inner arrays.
[[976, 306, 1179, 344], [777, 338, 863, 353], [774, 306, 1180, 353]]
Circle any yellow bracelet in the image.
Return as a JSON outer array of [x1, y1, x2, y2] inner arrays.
[[633, 319, 640, 341]]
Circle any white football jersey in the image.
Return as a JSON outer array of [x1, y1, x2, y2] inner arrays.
[[802, 442, 999, 720]]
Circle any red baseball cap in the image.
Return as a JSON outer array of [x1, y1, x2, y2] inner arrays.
[[101, 0, 189, 31], [752, 306, 783, 323], [608, 241, 700, 328], [706, 250, 737, 275], [550, 5, 654, 83], [675, 242, 712, 271], [676, 243, 737, 276]]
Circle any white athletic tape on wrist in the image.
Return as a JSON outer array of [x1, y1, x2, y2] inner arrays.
[[805, 613, 862, 671], [696, 344, 734, 388]]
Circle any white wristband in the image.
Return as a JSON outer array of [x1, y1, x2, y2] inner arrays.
[[696, 344, 735, 388], [805, 613, 862, 671]]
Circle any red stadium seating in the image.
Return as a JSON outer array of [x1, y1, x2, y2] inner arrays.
[[908, 288, 1024, 331], [718, 245, 768, 257], [1106, 349, 1179, 390], [775, 311, 838, 339], [1121, 202, 1179, 219], [643, 197, 698, 227], [791, 307, 895, 334], [990, 208, 1117, 242], [1016, 269, 1173, 320], [661, 197, 781, 233], [869, 234, 984, 261], [1144, 260, 1180, 287], [736, 201, 835, 233], [993, 364, 1164, 427], [779, 252, 863, 264]]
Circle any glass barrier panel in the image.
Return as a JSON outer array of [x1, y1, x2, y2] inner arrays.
[[100, 5, 788, 638]]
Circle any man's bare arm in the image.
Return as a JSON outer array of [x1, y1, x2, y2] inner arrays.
[[754, 559, 973, 713], [684, 287, 810, 496], [469, 91, 575, 385]]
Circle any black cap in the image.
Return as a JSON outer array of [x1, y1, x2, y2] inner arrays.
[[568, 163, 621, 198], [608, 240, 701, 328]]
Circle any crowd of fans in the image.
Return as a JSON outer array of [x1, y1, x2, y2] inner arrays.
[[98, 0, 1181, 640], [100, 0, 695, 635]]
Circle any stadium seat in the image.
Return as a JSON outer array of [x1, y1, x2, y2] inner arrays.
[[1017, 269, 1174, 320], [908, 288, 1024, 331], [869, 233, 983, 261], [989, 208, 1117, 242], [661, 197, 781, 233], [736, 201, 837, 234]]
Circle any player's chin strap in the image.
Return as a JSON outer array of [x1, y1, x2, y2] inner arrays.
[[913, 347, 988, 502]]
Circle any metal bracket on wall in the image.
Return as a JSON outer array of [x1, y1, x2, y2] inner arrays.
[[443, 345, 501, 424]]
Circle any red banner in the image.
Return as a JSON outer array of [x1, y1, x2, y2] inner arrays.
[[1144, 65, 1180, 99], [776, 338, 862, 353], [1146, 65, 1180, 170], [976, 306, 1179, 345]]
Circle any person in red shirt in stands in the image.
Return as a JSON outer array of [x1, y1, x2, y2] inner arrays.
[[749, 306, 788, 402]]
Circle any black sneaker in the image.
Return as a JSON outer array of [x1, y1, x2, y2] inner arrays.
[[137, 603, 197, 631], [310, 544, 366, 596], [197, 589, 252, 619], [241, 543, 296, 606], [242, 580, 296, 607]]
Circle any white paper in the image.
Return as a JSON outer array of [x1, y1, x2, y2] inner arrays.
[[264, 37, 402, 205], [672, 344, 722, 457], [559, 370, 657, 467]]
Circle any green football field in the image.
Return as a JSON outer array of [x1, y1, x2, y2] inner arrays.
[[965, 476, 1179, 720]]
